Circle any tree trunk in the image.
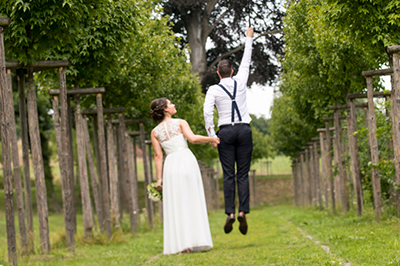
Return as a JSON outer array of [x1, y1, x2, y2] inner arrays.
[[107, 118, 120, 228], [140, 123, 153, 228], [96, 94, 112, 238], [17, 69, 34, 252], [6, 70, 28, 254], [366, 76, 382, 221], [74, 96, 93, 237], [27, 67, 50, 253], [0, 25, 17, 265], [187, 11, 208, 78], [334, 110, 348, 213], [81, 115, 103, 230], [126, 134, 139, 231], [58, 67, 75, 251], [313, 141, 322, 210], [325, 122, 335, 214], [391, 53, 400, 217], [118, 115, 136, 232], [348, 99, 363, 216], [67, 95, 77, 233]]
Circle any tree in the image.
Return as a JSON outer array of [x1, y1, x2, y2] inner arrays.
[[270, 0, 383, 157], [162, 0, 285, 90]]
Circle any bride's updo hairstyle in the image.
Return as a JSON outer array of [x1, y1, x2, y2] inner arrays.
[[150, 97, 168, 122]]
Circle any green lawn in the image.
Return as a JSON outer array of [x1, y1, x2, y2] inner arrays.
[[2, 202, 400, 265]]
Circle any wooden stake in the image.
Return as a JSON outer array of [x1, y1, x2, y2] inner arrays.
[[107, 118, 120, 228], [325, 121, 335, 214], [74, 95, 93, 237], [0, 24, 17, 266], [366, 76, 382, 221], [334, 109, 349, 213], [140, 123, 153, 228], [58, 67, 74, 251], [6, 70, 28, 253], [96, 94, 112, 238], [348, 99, 363, 216], [391, 52, 400, 216], [81, 116, 103, 230], [17, 69, 34, 252], [27, 67, 50, 253]]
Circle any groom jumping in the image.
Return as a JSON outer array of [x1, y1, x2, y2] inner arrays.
[[203, 27, 254, 235]]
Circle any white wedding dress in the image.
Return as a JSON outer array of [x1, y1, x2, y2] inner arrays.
[[153, 118, 213, 255]]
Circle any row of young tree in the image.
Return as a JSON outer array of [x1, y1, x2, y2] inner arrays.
[[1, 1, 279, 264], [270, 0, 400, 214]]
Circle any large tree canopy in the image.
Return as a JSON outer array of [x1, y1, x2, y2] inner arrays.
[[162, 0, 285, 90]]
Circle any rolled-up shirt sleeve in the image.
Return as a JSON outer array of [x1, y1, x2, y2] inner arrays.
[[204, 89, 216, 137]]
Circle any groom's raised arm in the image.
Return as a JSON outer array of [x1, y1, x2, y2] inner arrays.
[[203, 89, 216, 137], [235, 28, 254, 87]]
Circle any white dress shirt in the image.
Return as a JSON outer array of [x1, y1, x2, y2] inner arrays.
[[203, 36, 253, 137]]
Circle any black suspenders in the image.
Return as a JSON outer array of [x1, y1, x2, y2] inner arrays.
[[218, 80, 242, 126]]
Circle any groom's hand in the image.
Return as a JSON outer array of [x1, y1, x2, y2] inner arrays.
[[246, 27, 254, 37]]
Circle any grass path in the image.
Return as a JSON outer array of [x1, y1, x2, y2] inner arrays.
[[2, 206, 342, 266], [2, 203, 400, 265]]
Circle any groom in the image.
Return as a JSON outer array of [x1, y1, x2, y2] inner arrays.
[[203, 27, 254, 235]]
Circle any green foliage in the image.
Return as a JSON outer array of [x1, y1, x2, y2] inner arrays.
[[270, 0, 386, 158], [325, 0, 400, 49]]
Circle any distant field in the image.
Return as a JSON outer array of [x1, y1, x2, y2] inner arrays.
[[251, 155, 291, 175]]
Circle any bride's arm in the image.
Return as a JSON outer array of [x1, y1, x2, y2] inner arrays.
[[180, 120, 220, 145], [151, 130, 163, 189]]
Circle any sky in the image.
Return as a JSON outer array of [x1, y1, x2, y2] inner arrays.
[[246, 84, 276, 119], [246, 75, 392, 120]]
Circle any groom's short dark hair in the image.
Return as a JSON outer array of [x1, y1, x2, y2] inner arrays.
[[217, 59, 232, 78]]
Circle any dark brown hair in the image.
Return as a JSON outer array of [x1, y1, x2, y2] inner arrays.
[[150, 97, 168, 122], [217, 59, 232, 78]]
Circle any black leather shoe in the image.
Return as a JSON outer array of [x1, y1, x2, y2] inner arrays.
[[224, 213, 235, 234], [238, 212, 248, 235]]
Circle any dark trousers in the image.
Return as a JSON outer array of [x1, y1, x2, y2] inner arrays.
[[217, 124, 253, 215]]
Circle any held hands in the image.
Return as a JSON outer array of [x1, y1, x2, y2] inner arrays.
[[246, 27, 254, 38], [210, 136, 220, 149]]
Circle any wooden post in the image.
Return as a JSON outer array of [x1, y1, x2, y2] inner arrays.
[[0, 20, 17, 265], [74, 96, 93, 237], [81, 116, 103, 230], [6, 70, 28, 253], [127, 135, 139, 230], [312, 140, 322, 210], [366, 76, 382, 221], [334, 110, 348, 213], [107, 118, 120, 228], [27, 67, 50, 253], [347, 99, 363, 216], [308, 144, 315, 206], [304, 148, 312, 206], [96, 94, 112, 237], [292, 162, 298, 206], [390, 51, 400, 216], [325, 121, 335, 214], [318, 131, 328, 209], [58, 67, 74, 251], [67, 95, 77, 233], [140, 123, 154, 228], [18, 69, 34, 252], [299, 154, 305, 206], [117, 115, 135, 232]]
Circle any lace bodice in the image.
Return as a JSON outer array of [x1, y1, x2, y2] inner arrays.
[[153, 119, 188, 155], [153, 119, 182, 144]]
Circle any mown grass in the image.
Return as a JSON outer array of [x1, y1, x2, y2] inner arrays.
[[3, 200, 400, 265]]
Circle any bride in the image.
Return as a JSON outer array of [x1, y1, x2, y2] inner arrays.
[[150, 97, 219, 255]]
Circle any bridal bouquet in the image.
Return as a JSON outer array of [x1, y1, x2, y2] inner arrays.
[[147, 182, 162, 202]]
